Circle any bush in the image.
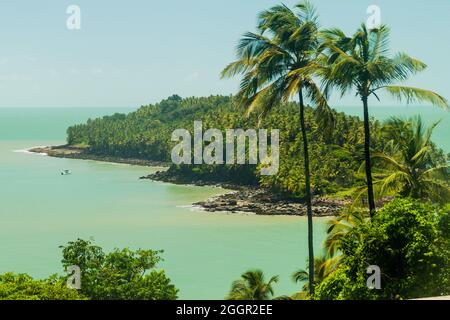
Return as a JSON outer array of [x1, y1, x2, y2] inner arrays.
[[60, 239, 178, 300], [316, 198, 450, 300], [1, 239, 178, 300], [0, 273, 86, 300]]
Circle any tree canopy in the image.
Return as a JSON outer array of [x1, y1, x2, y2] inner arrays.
[[315, 198, 450, 300], [0, 239, 178, 300]]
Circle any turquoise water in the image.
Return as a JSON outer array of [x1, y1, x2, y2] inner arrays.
[[0, 106, 448, 300], [0, 108, 328, 299]]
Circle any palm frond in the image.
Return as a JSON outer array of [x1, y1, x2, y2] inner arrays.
[[423, 165, 450, 177], [379, 170, 412, 195], [372, 151, 407, 172], [381, 86, 449, 109], [292, 270, 309, 283]]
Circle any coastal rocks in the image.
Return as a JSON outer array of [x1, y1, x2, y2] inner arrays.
[[194, 188, 347, 217], [145, 169, 347, 217]]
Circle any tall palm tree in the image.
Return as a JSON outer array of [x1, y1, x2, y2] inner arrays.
[[320, 24, 448, 218], [226, 270, 279, 300], [221, 0, 332, 296], [372, 116, 450, 203]]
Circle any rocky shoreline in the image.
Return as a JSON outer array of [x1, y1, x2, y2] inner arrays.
[[30, 146, 347, 217], [193, 189, 347, 217], [29, 145, 169, 167], [142, 170, 347, 217]]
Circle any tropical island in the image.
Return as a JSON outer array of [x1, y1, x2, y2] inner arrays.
[[3, 1, 450, 301], [31, 95, 381, 217], [30, 92, 449, 218]]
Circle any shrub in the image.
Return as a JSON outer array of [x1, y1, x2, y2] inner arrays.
[[316, 198, 450, 300]]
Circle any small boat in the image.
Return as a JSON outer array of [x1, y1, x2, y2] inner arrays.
[[61, 170, 72, 175]]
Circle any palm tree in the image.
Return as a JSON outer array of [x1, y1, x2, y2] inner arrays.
[[324, 209, 369, 257], [226, 270, 279, 300], [292, 254, 340, 298], [221, 0, 332, 296], [320, 24, 448, 218], [372, 116, 450, 203]]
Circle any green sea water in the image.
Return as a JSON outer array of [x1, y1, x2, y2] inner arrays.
[[0, 106, 448, 299], [334, 105, 450, 152]]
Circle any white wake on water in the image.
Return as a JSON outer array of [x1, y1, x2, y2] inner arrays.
[[13, 146, 48, 156]]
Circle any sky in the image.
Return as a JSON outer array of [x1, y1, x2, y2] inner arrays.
[[0, 0, 449, 108]]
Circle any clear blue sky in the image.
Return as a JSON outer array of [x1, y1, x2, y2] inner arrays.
[[0, 0, 449, 107]]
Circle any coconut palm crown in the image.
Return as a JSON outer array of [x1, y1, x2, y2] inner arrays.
[[221, 0, 333, 296], [226, 270, 279, 300], [319, 23, 448, 217], [373, 116, 450, 203]]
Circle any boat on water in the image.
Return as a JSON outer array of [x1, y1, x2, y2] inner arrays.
[[61, 169, 71, 175]]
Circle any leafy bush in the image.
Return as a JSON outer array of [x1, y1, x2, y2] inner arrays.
[[0, 273, 86, 300], [316, 198, 450, 300], [0, 239, 178, 300], [60, 239, 178, 300]]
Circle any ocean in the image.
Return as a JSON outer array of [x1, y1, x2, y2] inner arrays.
[[0, 105, 448, 299]]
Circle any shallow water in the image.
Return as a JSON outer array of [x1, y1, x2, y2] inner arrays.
[[0, 106, 448, 299], [0, 108, 329, 299]]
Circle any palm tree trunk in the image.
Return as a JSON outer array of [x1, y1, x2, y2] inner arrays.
[[362, 96, 376, 218], [299, 88, 315, 296]]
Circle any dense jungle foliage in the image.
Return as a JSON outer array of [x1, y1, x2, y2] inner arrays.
[[65, 94, 447, 198]]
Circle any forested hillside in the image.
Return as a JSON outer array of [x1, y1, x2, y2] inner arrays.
[[66, 95, 446, 198]]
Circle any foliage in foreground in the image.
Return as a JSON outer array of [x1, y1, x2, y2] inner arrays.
[[226, 270, 280, 300], [60, 239, 178, 300], [230, 198, 450, 300], [0, 239, 178, 300], [315, 198, 450, 300], [0, 273, 86, 300]]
